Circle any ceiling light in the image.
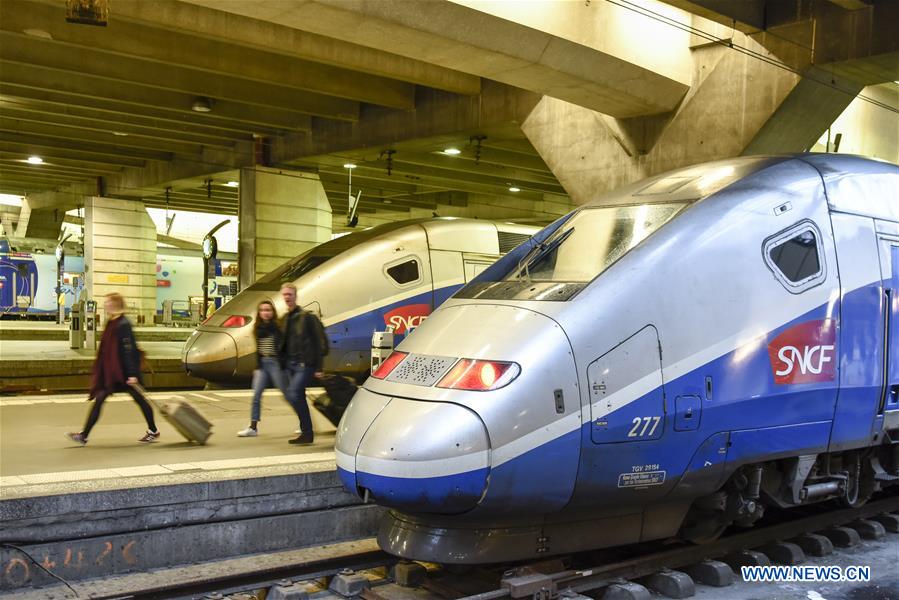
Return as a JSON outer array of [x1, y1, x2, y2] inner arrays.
[[112, 131, 128, 137], [443, 148, 461, 155], [508, 186, 520, 192], [191, 97, 213, 112], [27, 156, 43, 165], [23, 29, 53, 39], [343, 163, 357, 169], [383, 199, 392, 204], [225, 181, 239, 187]]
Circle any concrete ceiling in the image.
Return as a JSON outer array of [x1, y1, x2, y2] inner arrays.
[[0, 0, 561, 219]]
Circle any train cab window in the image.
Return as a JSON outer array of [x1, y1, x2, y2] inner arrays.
[[386, 258, 420, 285], [764, 222, 826, 292]]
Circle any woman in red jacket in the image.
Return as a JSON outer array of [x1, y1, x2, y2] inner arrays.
[[66, 293, 160, 445]]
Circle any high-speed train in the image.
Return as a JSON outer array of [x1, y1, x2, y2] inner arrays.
[[335, 154, 899, 563], [182, 218, 537, 383]]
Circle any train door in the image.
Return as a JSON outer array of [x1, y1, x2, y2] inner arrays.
[[875, 230, 899, 431], [828, 213, 886, 451], [572, 325, 672, 505], [428, 250, 464, 307]]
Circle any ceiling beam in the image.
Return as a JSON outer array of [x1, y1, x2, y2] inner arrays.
[[0, 116, 209, 157], [0, 105, 246, 149], [3, 2, 415, 110], [0, 140, 149, 168], [105, 0, 480, 96], [0, 131, 173, 163], [0, 68, 314, 133], [0, 86, 302, 135], [1, 32, 361, 121], [0, 152, 126, 174]]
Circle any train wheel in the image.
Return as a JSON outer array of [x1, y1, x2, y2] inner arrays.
[[679, 491, 732, 544], [681, 517, 730, 544]]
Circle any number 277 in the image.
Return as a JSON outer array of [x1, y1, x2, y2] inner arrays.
[[628, 416, 661, 438]]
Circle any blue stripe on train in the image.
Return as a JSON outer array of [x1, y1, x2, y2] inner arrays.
[[349, 281, 887, 514], [324, 284, 462, 373]]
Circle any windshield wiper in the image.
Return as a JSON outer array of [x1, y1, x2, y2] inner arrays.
[[516, 227, 575, 282]]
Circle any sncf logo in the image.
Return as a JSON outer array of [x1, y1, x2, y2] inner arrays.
[[767, 319, 837, 385], [383, 303, 431, 334]]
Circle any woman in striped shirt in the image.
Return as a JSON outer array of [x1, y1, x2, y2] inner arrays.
[[237, 300, 288, 437]]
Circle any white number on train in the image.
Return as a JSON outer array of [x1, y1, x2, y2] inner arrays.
[[628, 416, 661, 438]]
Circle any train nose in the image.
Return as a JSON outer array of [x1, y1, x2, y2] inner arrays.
[[182, 330, 238, 381], [337, 391, 490, 514]]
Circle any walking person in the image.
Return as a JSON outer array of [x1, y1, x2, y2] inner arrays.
[[237, 300, 288, 437], [280, 283, 327, 445], [66, 293, 160, 445]]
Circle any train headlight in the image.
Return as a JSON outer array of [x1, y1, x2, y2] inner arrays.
[[371, 351, 408, 379], [221, 315, 250, 328], [437, 359, 520, 391]]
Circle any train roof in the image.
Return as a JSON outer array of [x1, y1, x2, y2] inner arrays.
[[581, 154, 898, 222], [798, 153, 899, 222]]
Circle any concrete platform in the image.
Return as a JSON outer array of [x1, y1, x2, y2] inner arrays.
[[0, 338, 201, 392], [0, 388, 338, 480], [0, 388, 381, 594], [0, 320, 194, 342]]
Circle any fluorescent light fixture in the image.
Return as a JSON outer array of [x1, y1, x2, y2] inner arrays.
[[443, 148, 461, 155], [343, 163, 357, 169], [23, 29, 53, 39], [191, 97, 213, 112], [113, 131, 128, 137], [508, 186, 520, 192], [27, 156, 43, 165], [225, 181, 239, 187], [0, 194, 23, 207]]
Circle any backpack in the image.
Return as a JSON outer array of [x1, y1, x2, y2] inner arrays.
[[304, 312, 329, 357]]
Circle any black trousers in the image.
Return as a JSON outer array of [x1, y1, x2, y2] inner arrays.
[[83, 387, 157, 438]]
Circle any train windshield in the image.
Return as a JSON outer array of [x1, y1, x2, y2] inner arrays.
[[255, 254, 334, 286], [509, 203, 685, 283], [457, 203, 685, 301]]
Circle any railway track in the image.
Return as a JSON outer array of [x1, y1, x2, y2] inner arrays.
[[16, 494, 899, 600]]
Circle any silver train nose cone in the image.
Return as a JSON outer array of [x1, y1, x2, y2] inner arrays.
[[354, 397, 490, 514], [182, 330, 238, 382]]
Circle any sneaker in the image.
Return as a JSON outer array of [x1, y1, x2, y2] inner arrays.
[[288, 432, 314, 445], [237, 427, 258, 437], [65, 432, 87, 446], [138, 430, 160, 443]]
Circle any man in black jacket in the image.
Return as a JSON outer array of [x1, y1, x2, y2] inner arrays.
[[280, 283, 326, 445]]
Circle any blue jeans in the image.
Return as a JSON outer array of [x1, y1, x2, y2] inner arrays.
[[285, 362, 316, 434], [250, 357, 288, 422]]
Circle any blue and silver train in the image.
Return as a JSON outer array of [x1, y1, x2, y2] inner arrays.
[[335, 154, 899, 563], [182, 218, 537, 383]]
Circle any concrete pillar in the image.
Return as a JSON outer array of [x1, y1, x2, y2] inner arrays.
[[520, 32, 859, 204], [83, 196, 156, 324], [238, 167, 331, 289]]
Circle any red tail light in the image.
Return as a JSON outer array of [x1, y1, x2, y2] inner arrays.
[[371, 351, 408, 379], [221, 315, 249, 328], [437, 359, 520, 391]]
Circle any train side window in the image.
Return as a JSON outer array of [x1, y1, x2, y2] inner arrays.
[[386, 258, 421, 286], [763, 221, 826, 293]]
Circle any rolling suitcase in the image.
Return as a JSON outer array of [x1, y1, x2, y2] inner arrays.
[[130, 383, 213, 444], [313, 374, 358, 426]]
